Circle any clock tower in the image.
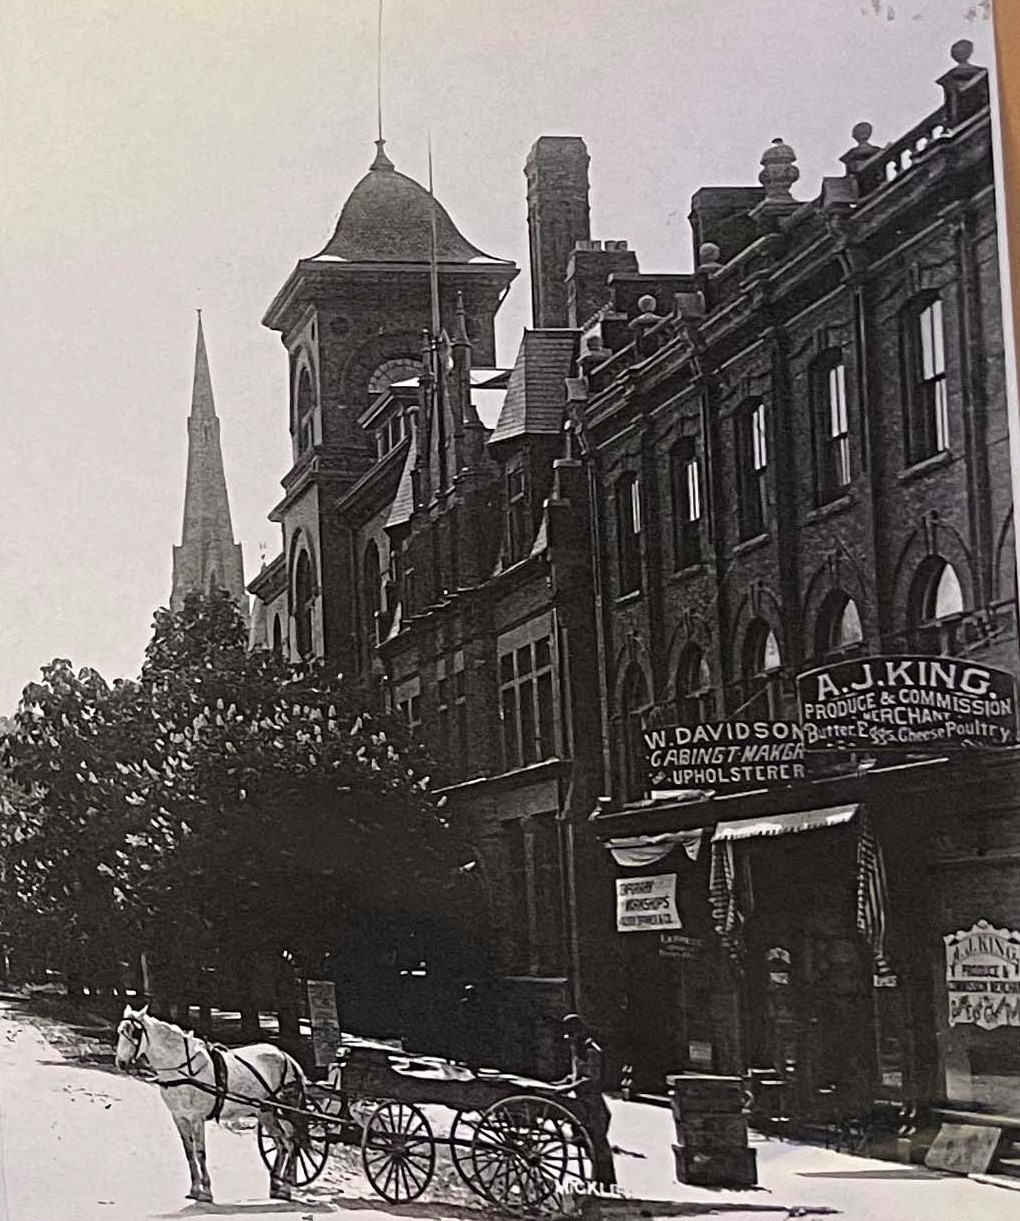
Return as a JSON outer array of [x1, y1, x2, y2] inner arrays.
[[259, 139, 517, 670]]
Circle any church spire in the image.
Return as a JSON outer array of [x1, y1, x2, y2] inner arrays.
[[170, 313, 248, 620]]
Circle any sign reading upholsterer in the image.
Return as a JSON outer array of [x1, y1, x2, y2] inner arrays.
[[616, 873, 682, 933], [643, 721, 805, 793], [797, 655, 1018, 751]]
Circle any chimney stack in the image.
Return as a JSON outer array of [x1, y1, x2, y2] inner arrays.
[[525, 136, 591, 328]]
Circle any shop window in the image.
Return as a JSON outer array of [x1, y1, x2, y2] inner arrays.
[[902, 295, 949, 464], [908, 557, 965, 655], [621, 664, 651, 801], [294, 550, 314, 659], [617, 472, 643, 595], [740, 619, 783, 721], [499, 633, 557, 771], [815, 592, 865, 661], [737, 401, 768, 539], [506, 464, 531, 566], [676, 644, 715, 727], [437, 652, 468, 778], [295, 366, 316, 455], [670, 437, 703, 569], [812, 354, 851, 504]]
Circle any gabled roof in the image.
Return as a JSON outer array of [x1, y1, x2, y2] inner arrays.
[[488, 330, 579, 446]]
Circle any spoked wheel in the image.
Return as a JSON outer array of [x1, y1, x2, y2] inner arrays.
[[449, 1110, 484, 1192], [470, 1095, 595, 1212], [256, 1095, 332, 1188], [361, 1100, 436, 1202]]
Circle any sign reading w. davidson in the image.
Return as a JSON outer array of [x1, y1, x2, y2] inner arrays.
[[796, 655, 1018, 752]]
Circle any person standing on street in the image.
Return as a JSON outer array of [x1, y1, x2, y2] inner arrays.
[[558, 1013, 616, 1187]]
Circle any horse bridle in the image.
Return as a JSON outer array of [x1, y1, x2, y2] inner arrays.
[[117, 1015, 149, 1065]]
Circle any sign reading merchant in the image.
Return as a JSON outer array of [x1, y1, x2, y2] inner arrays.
[[944, 920, 1020, 1030], [644, 720, 805, 794], [616, 873, 682, 933], [797, 655, 1018, 752]]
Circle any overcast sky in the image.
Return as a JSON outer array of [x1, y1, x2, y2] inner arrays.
[[0, 0, 998, 713]]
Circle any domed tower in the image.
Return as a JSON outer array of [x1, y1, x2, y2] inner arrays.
[[261, 139, 517, 668]]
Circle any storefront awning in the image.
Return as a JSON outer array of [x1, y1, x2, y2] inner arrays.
[[605, 829, 705, 868], [711, 804, 859, 843]]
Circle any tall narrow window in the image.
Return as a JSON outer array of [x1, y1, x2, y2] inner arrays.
[[737, 402, 768, 539], [676, 645, 715, 727], [671, 438, 703, 569], [506, 466, 530, 565], [904, 296, 948, 463], [272, 615, 284, 657], [740, 620, 782, 721], [395, 678, 422, 733], [296, 367, 316, 455], [813, 356, 851, 503], [499, 634, 557, 771], [437, 652, 468, 778], [909, 557, 965, 654], [815, 592, 865, 661], [362, 540, 381, 650], [294, 551, 314, 659], [621, 665, 651, 802], [617, 472, 642, 595]]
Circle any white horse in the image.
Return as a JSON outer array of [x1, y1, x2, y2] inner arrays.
[[115, 1004, 308, 1204]]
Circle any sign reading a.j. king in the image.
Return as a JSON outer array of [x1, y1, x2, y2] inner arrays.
[[615, 873, 682, 933], [945, 920, 1020, 1030], [797, 655, 1018, 751]]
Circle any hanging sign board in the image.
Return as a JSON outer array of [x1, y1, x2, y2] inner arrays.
[[797, 655, 1018, 752], [643, 721, 805, 794], [306, 979, 341, 1067], [616, 873, 682, 933], [944, 920, 1020, 1030]]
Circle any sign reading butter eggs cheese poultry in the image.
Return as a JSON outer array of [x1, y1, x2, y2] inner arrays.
[[797, 655, 1018, 752]]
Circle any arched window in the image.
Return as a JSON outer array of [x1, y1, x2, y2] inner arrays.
[[909, 557, 965, 654], [620, 665, 651, 802], [741, 619, 783, 721], [295, 367, 315, 454], [676, 644, 714, 727], [815, 592, 865, 661], [272, 614, 284, 657], [294, 551, 314, 659], [362, 540, 382, 648]]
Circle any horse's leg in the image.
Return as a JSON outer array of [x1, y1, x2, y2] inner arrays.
[[261, 1107, 291, 1201], [172, 1114, 203, 1202], [191, 1118, 213, 1203]]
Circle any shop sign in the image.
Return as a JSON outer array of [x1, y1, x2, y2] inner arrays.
[[659, 932, 702, 959], [944, 920, 1020, 1030], [643, 720, 805, 794], [797, 655, 1018, 752], [616, 873, 682, 933]]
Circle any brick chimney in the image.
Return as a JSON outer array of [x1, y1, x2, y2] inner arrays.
[[525, 137, 591, 328], [566, 240, 639, 328]]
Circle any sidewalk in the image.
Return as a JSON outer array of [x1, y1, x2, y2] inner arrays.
[[607, 1095, 1020, 1219]]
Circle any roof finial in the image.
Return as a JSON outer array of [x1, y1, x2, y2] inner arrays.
[[370, 1, 394, 171]]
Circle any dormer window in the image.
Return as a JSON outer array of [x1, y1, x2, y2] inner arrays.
[[377, 412, 406, 458]]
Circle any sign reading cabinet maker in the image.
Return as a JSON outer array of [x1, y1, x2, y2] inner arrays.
[[797, 655, 1018, 752], [616, 873, 681, 933], [643, 720, 805, 793], [944, 920, 1020, 1030]]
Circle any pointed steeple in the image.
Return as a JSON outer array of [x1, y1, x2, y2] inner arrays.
[[171, 314, 249, 620]]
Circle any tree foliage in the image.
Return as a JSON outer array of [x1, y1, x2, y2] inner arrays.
[[0, 592, 457, 982]]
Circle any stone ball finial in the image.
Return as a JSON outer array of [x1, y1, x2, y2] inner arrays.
[[759, 137, 800, 202], [698, 242, 723, 273], [851, 122, 873, 146], [951, 39, 974, 65], [637, 293, 658, 313]]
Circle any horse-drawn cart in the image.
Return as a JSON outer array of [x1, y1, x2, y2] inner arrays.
[[257, 1037, 597, 1210]]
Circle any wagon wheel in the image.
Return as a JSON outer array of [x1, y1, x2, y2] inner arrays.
[[448, 1110, 484, 1192], [256, 1095, 332, 1188], [470, 1094, 594, 1212], [361, 1100, 436, 1202]]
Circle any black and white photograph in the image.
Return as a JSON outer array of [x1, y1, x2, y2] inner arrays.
[[2, 1, 1020, 1218]]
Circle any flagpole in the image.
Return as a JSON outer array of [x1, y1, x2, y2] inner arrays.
[[427, 133, 442, 340], [376, 0, 384, 145]]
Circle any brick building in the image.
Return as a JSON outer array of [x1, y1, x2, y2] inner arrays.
[[579, 42, 1020, 1140]]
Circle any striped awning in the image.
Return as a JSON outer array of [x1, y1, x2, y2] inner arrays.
[[711, 804, 859, 843]]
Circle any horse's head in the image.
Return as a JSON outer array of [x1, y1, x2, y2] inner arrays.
[[115, 1004, 150, 1072]]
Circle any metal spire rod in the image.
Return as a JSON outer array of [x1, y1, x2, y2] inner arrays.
[[427, 132, 442, 338], [376, 0, 384, 144]]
